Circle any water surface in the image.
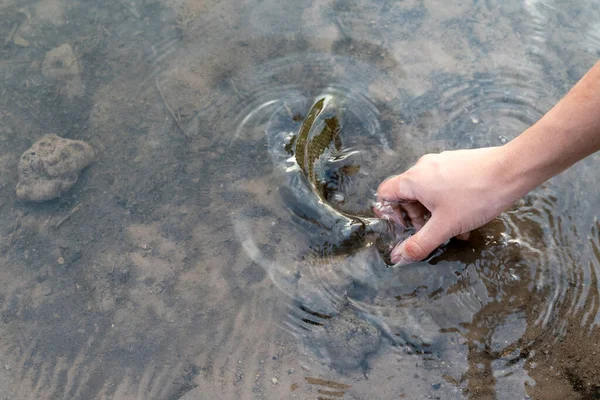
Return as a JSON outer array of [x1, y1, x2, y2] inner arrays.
[[0, 0, 599, 399]]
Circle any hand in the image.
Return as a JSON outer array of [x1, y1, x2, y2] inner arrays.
[[376, 61, 600, 266], [376, 146, 523, 266]]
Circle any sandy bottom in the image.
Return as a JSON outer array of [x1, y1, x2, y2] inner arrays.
[[0, 0, 598, 398]]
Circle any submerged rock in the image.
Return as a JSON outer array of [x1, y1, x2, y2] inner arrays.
[[312, 308, 382, 371], [16, 134, 95, 202], [42, 44, 79, 79], [42, 44, 84, 97]]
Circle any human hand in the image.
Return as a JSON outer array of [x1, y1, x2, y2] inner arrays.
[[376, 61, 600, 266], [375, 146, 524, 266]]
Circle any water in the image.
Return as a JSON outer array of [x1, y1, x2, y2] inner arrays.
[[0, 0, 599, 399]]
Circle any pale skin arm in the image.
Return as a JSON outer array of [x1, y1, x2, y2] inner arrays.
[[377, 60, 600, 266]]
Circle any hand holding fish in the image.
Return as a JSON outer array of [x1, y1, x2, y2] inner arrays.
[[376, 146, 516, 265], [379, 60, 600, 266]]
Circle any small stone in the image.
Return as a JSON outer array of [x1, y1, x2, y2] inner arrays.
[[41, 44, 84, 97], [42, 44, 79, 79], [57, 257, 65, 265], [16, 134, 95, 202], [4, 364, 11, 370], [272, 377, 278, 384], [13, 35, 30, 47]]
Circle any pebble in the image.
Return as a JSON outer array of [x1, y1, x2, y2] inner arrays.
[[16, 134, 95, 202], [42, 44, 79, 79], [13, 35, 30, 47], [41, 43, 84, 97]]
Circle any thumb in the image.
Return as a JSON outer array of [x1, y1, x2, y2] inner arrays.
[[390, 215, 453, 266]]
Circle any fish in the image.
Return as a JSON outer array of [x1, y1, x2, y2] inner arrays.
[[288, 94, 406, 260]]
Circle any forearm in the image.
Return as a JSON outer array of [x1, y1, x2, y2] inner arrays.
[[502, 61, 600, 197]]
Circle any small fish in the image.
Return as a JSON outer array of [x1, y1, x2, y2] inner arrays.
[[291, 94, 406, 259]]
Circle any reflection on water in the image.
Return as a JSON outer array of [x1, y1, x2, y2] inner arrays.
[[0, 0, 599, 399]]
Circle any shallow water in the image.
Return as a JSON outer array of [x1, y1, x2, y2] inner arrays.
[[0, 0, 599, 399]]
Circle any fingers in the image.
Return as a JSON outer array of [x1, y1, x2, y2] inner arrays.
[[372, 200, 406, 227], [373, 200, 428, 230], [390, 214, 454, 265], [378, 172, 470, 266], [377, 174, 416, 203], [456, 232, 470, 241], [401, 202, 428, 230], [376, 174, 425, 229]]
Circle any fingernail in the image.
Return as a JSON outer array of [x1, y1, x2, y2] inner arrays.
[[390, 242, 415, 267]]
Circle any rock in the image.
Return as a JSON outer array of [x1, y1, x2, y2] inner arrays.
[[42, 44, 84, 97], [312, 308, 382, 371], [16, 134, 95, 202], [42, 44, 78, 79], [13, 35, 30, 47]]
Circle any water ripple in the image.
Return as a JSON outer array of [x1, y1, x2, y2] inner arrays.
[[229, 51, 598, 397]]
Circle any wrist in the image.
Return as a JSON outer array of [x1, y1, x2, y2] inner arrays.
[[494, 139, 543, 206], [499, 123, 560, 201]]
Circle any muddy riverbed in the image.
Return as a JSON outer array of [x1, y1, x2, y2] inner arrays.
[[0, 0, 599, 399]]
